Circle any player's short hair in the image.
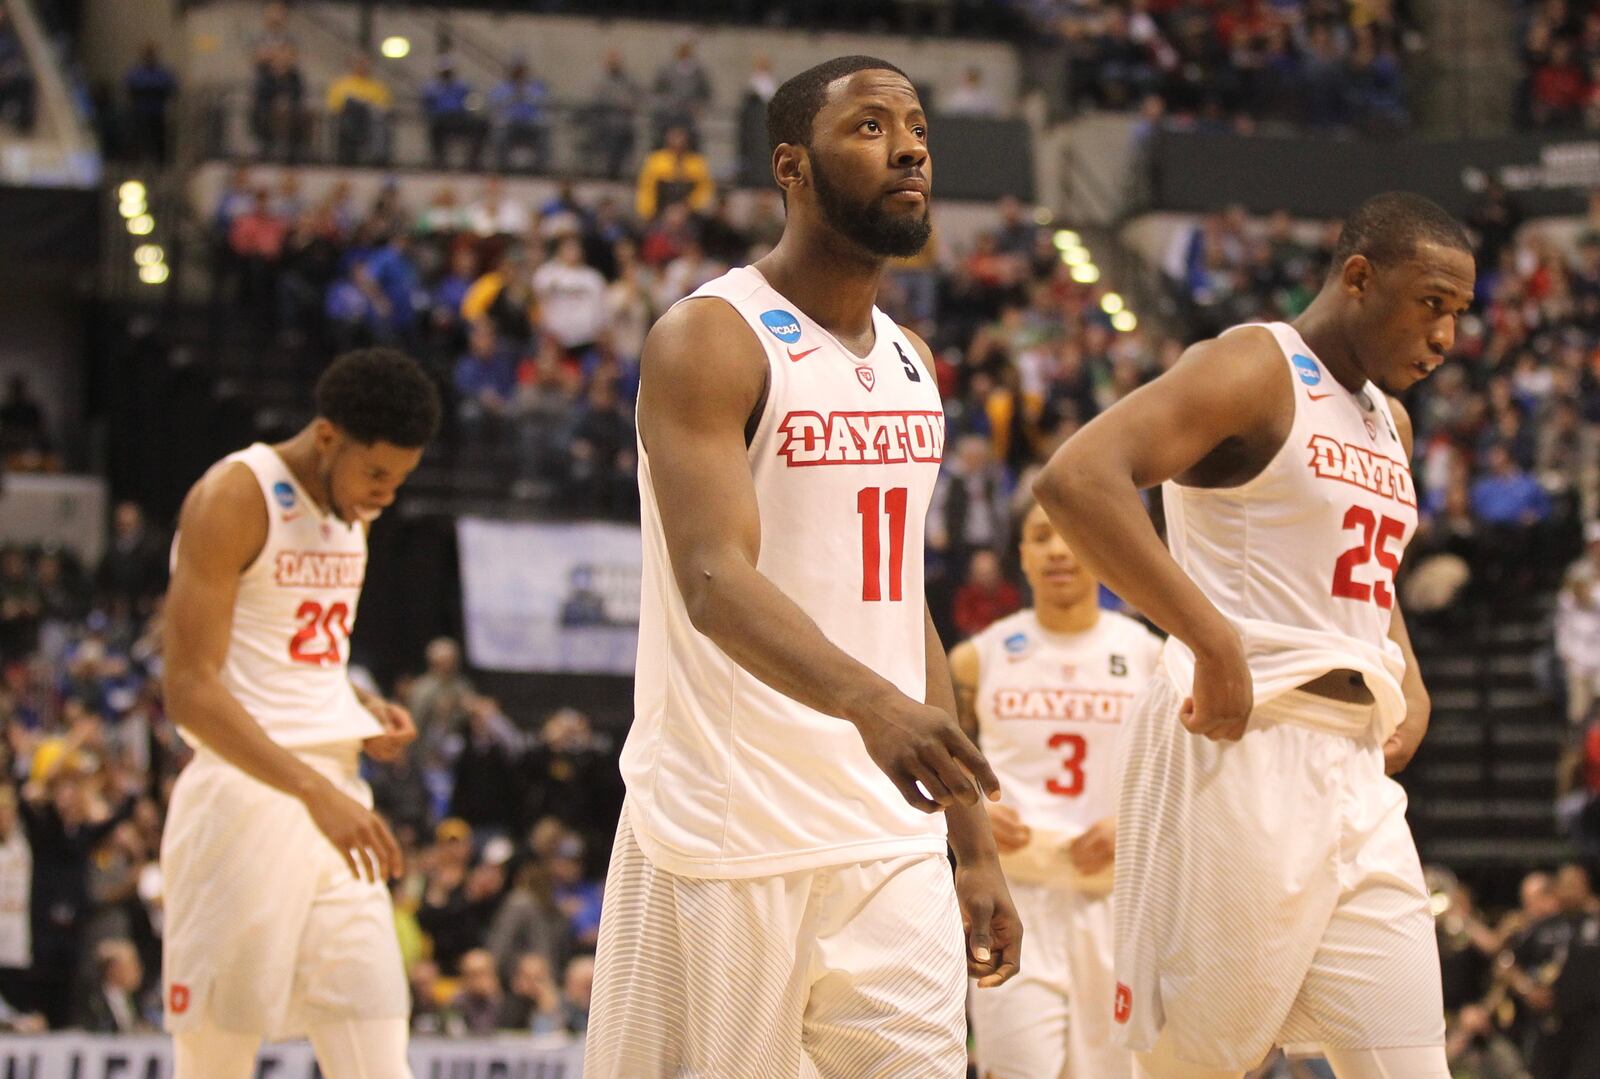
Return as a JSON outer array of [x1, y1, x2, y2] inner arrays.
[[313, 348, 441, 448], [767, 55, 911, 154], [1328, 191, 1472, 276]]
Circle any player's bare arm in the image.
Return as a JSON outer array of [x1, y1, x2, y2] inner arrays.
[[1033, 328, 1291, 740], [163, 462, 402, 882], [1382, 395, 1432, 774], [927, 607, 1020, 988], [639, 299, 999, 812]]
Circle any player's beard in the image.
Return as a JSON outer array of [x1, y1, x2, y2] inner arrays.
[[810, 151, 931, 259]]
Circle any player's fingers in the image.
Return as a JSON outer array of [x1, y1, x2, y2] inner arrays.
[[978, 950, 1021, 988], [374, 815, 405, 879], [908, 758, 955, 808], [965, 902, 994, 968], [351, 844, 375, 884], [947, 732, 1002, 801], [894, 773, 940, 814], [924, 748, 977, 807], [339, 845, 363, 882]]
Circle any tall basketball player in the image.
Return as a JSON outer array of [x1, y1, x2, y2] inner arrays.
[[585, 56, 1021, 1078], [161, 350, 440, 1078], [1033, 192, 1474, 1079], [952, 500, 1160, 1079]]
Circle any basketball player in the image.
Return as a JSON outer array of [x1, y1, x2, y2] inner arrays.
[[1033, 192, 1474, 1079], [161, 349, 440, 1078], [585, 56, 1021, 1078], [953, 500, 1160, 1079]]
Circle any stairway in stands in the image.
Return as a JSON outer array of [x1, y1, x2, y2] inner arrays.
[[1403, 593, 1573, 871]]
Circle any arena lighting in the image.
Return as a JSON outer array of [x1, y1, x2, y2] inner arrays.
[[133, 244, 164, 266], [1063, 247, 1091, 267], [1100, 292, 1125, 315], [127, 214, 154, 236], [1069, 263, 1099, 284], [138, 262, 169, 284], [117, 180, 145, 203], [1110, 310, 1138, 333], [380, 36, 411, 59], [1052, 229, 1081, 250], [1032, 207, 1053, 226], [119, 197, 146, 219]]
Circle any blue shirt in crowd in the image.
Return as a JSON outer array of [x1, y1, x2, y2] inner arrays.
[[1470, 471, 1552, 526]]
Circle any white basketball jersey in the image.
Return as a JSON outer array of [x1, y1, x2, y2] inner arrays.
[[1162, 322, 1419, 740], [622, 266, 949, 878], [972, 610, 1161, 835], [174, 443, 384, 750]]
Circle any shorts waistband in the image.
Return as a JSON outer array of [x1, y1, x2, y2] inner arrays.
[[1252, 689, 1377, 739], [196, 740, 363, 781]]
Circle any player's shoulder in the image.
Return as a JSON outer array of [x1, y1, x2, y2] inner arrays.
[[176, 458, 267, 567]]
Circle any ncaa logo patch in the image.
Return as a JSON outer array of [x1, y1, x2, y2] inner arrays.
[[1291, 353, 1322, 387], [760, 309, 803, 344], [1003, 633, 1029, 655], [272, 481, 296, 510]]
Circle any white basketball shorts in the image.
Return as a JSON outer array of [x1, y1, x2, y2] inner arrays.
[[1112, 671, 1445, 1071], [970, 881, 1131, 1079], [161, 743, 409, 1039], [584, 799, 967, 1078]]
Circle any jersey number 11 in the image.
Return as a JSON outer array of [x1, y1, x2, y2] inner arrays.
[[857, 487, 908, 602]]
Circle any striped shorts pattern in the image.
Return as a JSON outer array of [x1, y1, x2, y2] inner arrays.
[[1113, 672, 1445, 1070], [584, 803, 968, 1078]]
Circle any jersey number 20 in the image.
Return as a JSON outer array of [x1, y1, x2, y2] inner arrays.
[[289, 600, 351, 666]]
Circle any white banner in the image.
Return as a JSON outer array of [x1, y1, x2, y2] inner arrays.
[[0, 1033, 585, 1077], [457, 519, 641, 674]]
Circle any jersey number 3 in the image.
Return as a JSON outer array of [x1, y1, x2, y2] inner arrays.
[[289, 600, 351, 666], [1331, 505, 1403, 609], [1046, 732, 1087, 797]]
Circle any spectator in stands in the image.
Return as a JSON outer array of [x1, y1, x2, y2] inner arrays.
[[407, 958, 451, 1036], [0, 549, 40, 663], [518, 708, 621, 867], [533, 235, 608, 364], [952, 549, 1022, 639], [941, 66, 1002, 117], [251, 43, 304, 162], [422, 55, 484, 171], [1558, 523, 1600, 723], [0, 785, 30, 1018], [0, 375, 47, 461], [453, 320, 518, 448], [465, 177, 531, 239], [17, 768, 135, 1028], [406, 637, 473, 753], [448, 694, 522, 832], [95, 503, 166, 619], [327, 52, 392, 165], [489, 58, 551, 174], [928, 433, 1011, 585], [74, 938, 151, 1033], [651, 39, 712, 142], [451, 948, 503, 1036], [653, 236, 723, 310], [1473, 443, 1554, 586], [1445, 1003, 1531, 1079], [1529, 37, 1588, 130], [498, 951, 565, 1033], [1557, 862, 1599, 914], [417, 818, 500, 974], [564, 377, 637, 518], [588, 50, 639, 181], [561, 955, 593, 1034], [745, 53, 777, 105], [0, 10, 33, 134], [249, 1, 295, 65], [486, 861, 572, 990], [122, 43, 176, 163], [546, 833, 601, 951], [635, 123, 714, 221]]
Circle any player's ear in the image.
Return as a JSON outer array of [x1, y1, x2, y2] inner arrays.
[[311, 417, 340, 453], [1340, 255, 1373, 298], [772, 142, 806, 199]]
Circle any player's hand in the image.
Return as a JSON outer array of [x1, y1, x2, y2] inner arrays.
[[362, 699, 417, 763], [850, 688, 1001, 813], [302, 779, 404, 883], [1068, 816, 1116, 876], [1382, 711, 1428, 775], [955, 860, 1022, 988], [984, 801, 1031, 854], [1180, 631, 1252, 741]]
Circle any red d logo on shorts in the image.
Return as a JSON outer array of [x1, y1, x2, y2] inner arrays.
[[1114, 982, 1132, 1024], [169, 983, 190, 1015]]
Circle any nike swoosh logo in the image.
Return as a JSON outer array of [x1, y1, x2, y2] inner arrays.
[[787, 347, 821, 362], [1306, 391, 1336, 401]]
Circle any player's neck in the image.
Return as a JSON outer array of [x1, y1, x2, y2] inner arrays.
[[1034, 601, 1099, 635], [273, 430, 335, 517], [1291, 297, 1366, 394], [754, 235, 885, 355]]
